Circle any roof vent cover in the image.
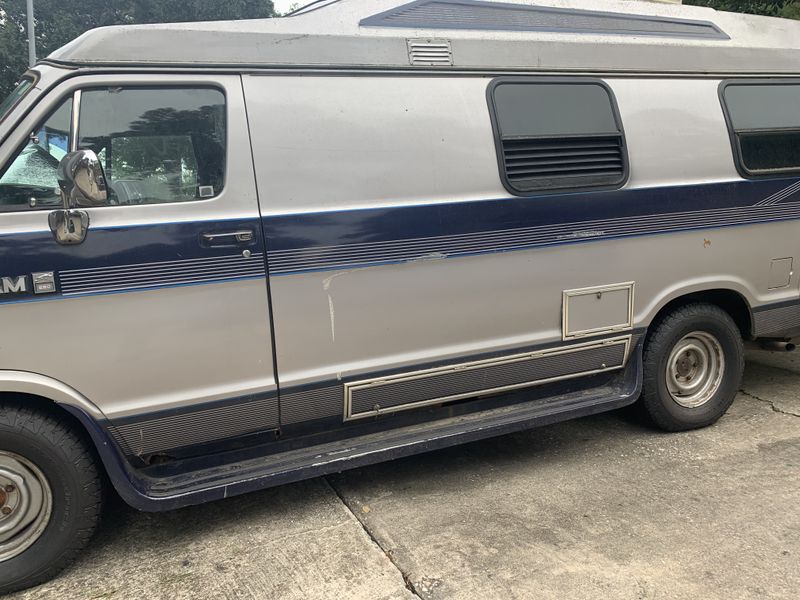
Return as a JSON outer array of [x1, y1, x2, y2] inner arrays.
[[362, 0, 729, 40], [407, 38, 453, 66]]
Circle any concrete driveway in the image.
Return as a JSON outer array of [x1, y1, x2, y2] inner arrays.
[[11, 348, 800, 600]]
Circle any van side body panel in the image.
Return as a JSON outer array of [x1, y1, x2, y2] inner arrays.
[[245, 75, 800, 430]]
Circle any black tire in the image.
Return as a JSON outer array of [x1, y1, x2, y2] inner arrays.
[[0, 400, 103, 595], [641, 303, 744, 431]]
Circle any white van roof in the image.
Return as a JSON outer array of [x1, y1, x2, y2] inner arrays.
[[46, 0, 800, 75]]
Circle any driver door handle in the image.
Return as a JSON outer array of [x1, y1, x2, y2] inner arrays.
[[200, 229, 255, 247]]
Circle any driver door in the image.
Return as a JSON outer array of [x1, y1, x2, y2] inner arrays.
[[0, 74, 278, 459]]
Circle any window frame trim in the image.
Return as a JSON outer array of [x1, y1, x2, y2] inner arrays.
[[719, 78, 800, 179], [0, 71, 39, 127], [485, 76, 630, 197]]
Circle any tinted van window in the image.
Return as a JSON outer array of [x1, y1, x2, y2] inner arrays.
[[78, 87, 226, 205], [488, 80, 628, 195], [722, 83, 800, 176]]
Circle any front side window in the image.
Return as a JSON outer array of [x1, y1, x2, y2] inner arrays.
[[0, 77, 35, 123], [721, 82, 800, 177], [0, 97, 71, 211], [78, 87, 227, 205], [488, 79, 628, 195]]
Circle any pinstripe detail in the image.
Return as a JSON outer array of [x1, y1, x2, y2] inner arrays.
[[269, 200, 800, 275], [755, 180, 800, 206], [59, 253, 266, 296]]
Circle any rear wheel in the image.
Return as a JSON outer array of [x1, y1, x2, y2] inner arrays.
[[0, 401, 103, 594], [641, 303, 744, 431]]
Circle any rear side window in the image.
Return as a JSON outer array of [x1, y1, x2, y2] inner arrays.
[[721, 82, 800, 177], [487, 79, 628, 195], [78, 87, 226, 205]]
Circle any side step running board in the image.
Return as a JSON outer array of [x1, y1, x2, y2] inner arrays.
[[78, 344, 642, 512]]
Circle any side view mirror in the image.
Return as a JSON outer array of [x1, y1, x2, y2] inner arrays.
[[48, 150, 108, 245], [57, 149, 109, 208]]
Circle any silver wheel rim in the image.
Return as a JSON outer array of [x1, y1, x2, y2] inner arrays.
[[665, 331, 725, 409], [0, 451, 53, 562]]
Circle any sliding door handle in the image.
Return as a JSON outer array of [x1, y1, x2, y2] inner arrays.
[[200, 229, 256, 247]]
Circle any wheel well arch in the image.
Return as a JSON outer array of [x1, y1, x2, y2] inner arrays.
[[649, 288, 753, 339], [0, 392, 98, 453], [0, 389, 150, 510]]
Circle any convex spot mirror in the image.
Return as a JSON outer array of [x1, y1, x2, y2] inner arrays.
[[57, 149, 109, 208]]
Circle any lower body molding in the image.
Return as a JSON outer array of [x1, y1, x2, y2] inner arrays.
[[107, 334, 637, 457], [112, 341, 644, 512], [344, 335, 631, 420], [753, 300, 800, 338], [108, 394, 279, 457]]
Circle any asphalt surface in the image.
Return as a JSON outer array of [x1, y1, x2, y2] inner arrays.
[[11, 348, 800, 599]]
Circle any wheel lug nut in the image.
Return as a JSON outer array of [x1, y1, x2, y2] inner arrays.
[[1, 507, 11, 515], [5, 485, 15, 493]]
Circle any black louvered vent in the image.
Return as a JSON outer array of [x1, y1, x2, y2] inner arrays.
[[501, 135, 626, 192]]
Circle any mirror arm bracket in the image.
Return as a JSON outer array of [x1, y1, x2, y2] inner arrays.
[[48, 209, 90, 246]]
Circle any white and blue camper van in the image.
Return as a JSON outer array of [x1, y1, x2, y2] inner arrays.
[[1, 0, 800, 591]]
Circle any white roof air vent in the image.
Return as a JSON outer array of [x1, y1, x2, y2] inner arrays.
[[407, 38, 454, 66]]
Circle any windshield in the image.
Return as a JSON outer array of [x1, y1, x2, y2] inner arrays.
[[0, 77, 35, 122]]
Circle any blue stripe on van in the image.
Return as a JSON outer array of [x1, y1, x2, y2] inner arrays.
[[263, 177, 800, 275], [0, 217, 266, 304], [2, 177, 800, 303]]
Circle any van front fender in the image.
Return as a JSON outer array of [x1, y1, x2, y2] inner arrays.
[[0, 370, 155, 510], [0, 369, 106, 420]]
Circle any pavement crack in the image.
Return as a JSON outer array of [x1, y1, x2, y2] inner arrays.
[[740, 389, 800, 417], [324, 477, 424, 599]]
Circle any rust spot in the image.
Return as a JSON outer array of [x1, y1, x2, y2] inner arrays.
[[704, 239, 712, 248]]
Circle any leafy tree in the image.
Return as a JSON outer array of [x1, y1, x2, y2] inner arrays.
[[781, 1, 800, 17], [685, 0, 799, 17], [0, 0, 275, 97]]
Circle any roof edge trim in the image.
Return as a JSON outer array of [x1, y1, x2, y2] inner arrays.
[[360, 0, 730, 40]]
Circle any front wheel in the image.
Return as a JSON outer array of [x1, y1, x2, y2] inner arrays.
[[0, 401, 103, 594], [641, 303, 744, 431]]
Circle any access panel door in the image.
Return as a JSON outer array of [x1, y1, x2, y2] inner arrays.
[[0, 74, 278, 458]]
